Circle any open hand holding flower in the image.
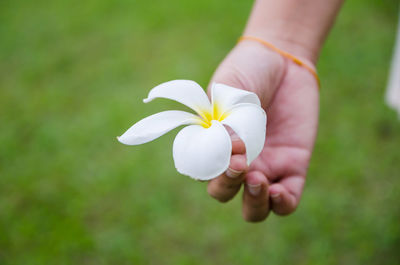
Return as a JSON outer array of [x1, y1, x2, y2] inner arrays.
[[118, 39, 318, 223], [204, 39, 319, 222], [118, 80, 266, 180]]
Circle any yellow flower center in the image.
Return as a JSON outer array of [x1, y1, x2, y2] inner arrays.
[[197, 103, 230, 128]]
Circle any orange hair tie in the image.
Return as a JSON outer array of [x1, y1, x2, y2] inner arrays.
[[238, 35, 321, 89]]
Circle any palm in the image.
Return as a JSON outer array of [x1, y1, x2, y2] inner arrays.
[[251, 62, 319, 212], [209, 41, 319, 217]]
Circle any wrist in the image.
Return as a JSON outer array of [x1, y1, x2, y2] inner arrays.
[[237, 35, 321, 88], [243, 25, 321, 66], [243, 0, 344, 65]]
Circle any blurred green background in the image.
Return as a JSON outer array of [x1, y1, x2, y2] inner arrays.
[[1, 0, 400, 264]]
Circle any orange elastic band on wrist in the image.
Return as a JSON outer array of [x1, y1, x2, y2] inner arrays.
[[238, 35, 320, 89]]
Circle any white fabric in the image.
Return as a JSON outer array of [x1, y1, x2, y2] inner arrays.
[[386, 13, 400, 118]]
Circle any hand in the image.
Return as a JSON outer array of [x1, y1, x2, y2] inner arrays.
[[207, 40, 319, 222]]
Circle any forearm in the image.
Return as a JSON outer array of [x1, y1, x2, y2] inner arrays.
[[244, 0, 344, 63]]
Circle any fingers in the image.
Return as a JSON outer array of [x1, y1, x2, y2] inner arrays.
[[231, 136, 246, 154], [207, 137, 246, 202], [269, 175, 305, 215], [242, 171, 270, 222], [207, 154, 247, 202]]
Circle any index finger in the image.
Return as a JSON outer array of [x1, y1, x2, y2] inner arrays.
[[231, 134, 246, 154], [206, 136, 247, 202]]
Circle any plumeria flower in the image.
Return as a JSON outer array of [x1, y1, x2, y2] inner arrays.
[[118, 80, 266, 180]]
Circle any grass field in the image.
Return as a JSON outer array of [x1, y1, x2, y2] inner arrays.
[[1, 0, 400, 264]]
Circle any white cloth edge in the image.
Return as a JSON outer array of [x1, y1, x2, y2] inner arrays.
[[386, 12, 400, 118]]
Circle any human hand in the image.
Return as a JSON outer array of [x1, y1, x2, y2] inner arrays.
[[207, 40, 319, 222]]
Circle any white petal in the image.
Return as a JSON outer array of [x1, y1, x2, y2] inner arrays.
[[221, 103, 266, 165], [118, 110, 199, 145], [143, 80, 211, 115], [211, 83, 261, 112], [173, 120, 232, 180]]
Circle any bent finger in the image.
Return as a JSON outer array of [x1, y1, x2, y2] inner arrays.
[[242, 171, 270, 222], [207, 154, 247, 202], [231, 135, 246, 154], [269, 175, 305, 215]]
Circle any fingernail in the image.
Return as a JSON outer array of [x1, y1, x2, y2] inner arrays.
[[271, 193, 281, 203], [226, 168, 242, 178], [247, 184, 261, 196]]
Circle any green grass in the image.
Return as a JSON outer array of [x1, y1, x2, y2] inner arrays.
[[1, 0, 400, 264]]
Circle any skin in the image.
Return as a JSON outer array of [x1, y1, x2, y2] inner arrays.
[[206, 0, 344, 222]]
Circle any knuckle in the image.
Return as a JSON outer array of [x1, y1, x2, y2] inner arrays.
[[207, 185, 233, 203], [220, 182, 240, 190], [273, 205, 297, 216], [249, 200, 267, 209], [216, 196, 233, 203], [243, 211, 270, 223], [206, 184, 218, 197]]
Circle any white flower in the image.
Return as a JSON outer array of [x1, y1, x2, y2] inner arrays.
[[117, 80, 266, 180]]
